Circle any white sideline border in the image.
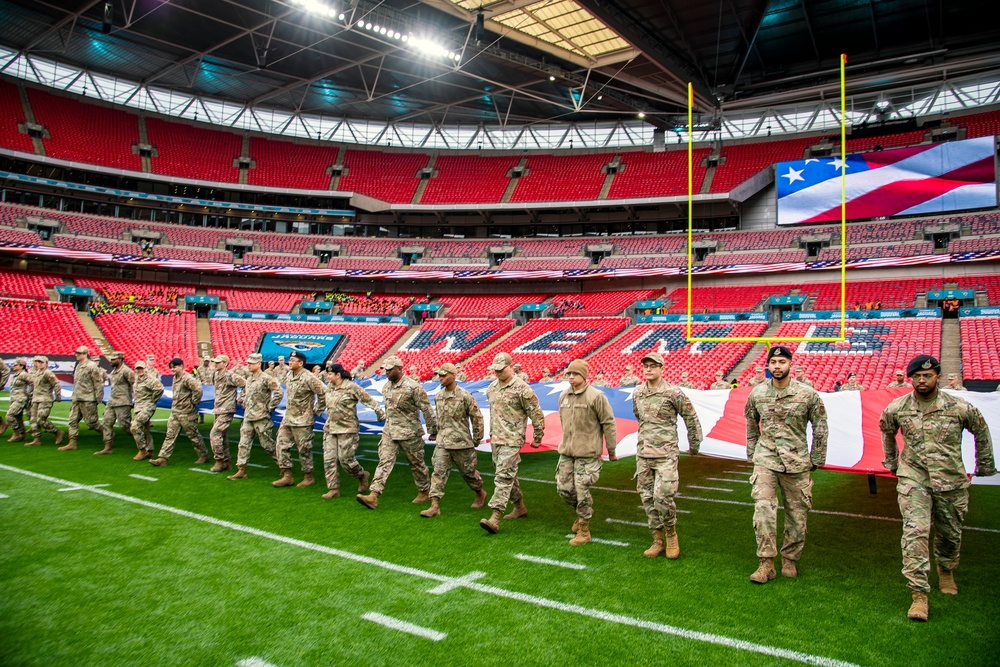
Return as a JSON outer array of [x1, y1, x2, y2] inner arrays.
[[361, 612, 446, 641], [0, 463, 863, 667]]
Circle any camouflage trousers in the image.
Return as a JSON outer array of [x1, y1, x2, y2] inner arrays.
[[236, 418, 277, 467], [102, 406, 132, 448], [30, 402, 59, 437], [556, 455, 603, 521], [68, 401, 100, 440], [158, 412, 207, 460], [130, 406, 156, 452], [429, 446, 483, 499], [488, 444, 524, 512], [209, 413, 234, 462], [276, 425, 315, 473], [322, 431, 366, 490], [7, 398, 28, 435], [897, 479, 969, 593], [751, 466, 813, 560], [370, 435, 429, 495], [636, 455, 679, 530]]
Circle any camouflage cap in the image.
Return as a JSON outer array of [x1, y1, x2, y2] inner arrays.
[[109, 351, 124, 361], [13, 357, 27, 367], [33, 355, 48, 363], [278, 356, 285, 361], [625, 364, 633, 370], [134, 360, 146, 369], [382, 355, 403, 370], [948, 373, 958, 379], [491, 352, 513, 371], [716, 370, 724, 376], [641, 352, 664, 366], [212, 354, 230, 365], [436, 362, 458, 376], [246, 353, 263, 364], [680, 371, 689, 378], [895, 369, 905, 376], [754, 366, 765, 373], [513, 363, 522, 370], [75, 345, 89, 354]]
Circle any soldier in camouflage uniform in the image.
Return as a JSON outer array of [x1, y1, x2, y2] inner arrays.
[[5, 358, 32, 442], [145, 354, 157, 376], [557, 359, 618, 546], [794, 366, 814, 389], [455, 363, 468, 383], [151, 358, 207, 466], [514, 363, 530, 384], [421, 363, 486, 517], [748, 367, 767, 387], [197, 354, 215, 424], [590, 370, 609, 388], [273, 351, 326, 488], [539, 368, 554, 383], [480, 352, 545, 534], [842, 372, 864, 391], [880, 354, 995, 622], [887, 370, 909, 389], [745, 346, 828, 584], [676, 371, 696, 389], [274, 357, 290, 384], [320, 363, 384, 499], [209, 354, 245, 472], [709, 370, 730, 390], [0, 358, 9, 435], [352, 359, 367, 380], [228, 354, 283, 480], [264, 361, 277, 378], [619, 365, 641, 387], [633, 352, 703, 559], [27, 355, 63, 446], [97, 351, 134, 455], [63, 345, 104, 451], [130, 360, 164, 460], [946, 373, 966, 391], [357, 355, 436, 509]]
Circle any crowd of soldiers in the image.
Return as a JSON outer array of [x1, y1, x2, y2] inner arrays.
[[2, 345, 995, 622]]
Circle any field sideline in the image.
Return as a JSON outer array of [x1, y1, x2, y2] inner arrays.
[[1, 403, 999, 666]]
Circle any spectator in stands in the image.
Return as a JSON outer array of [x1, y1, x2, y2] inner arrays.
[[677, 372, 696, 389], [710, 371, 730, 390], [795, 366, 814, 389], [749, 367, 767, 387], [874, 299, 882, 310], [843, 372, 864, 391], [619, 365, 641, 387], [887, 370, 909, 389], [946, 374, 966, 391]]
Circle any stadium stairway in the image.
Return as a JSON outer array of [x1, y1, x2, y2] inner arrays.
[[75, 310, 113, 356], [728, 319, 783, 381], [940, 319, 961, 379], [196, 318, 214, 359]]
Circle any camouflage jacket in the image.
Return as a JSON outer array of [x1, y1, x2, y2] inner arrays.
[[487, 376, 544, 448], [323, 380, 384, 434], [591, 379, 609, 388], [619, 373, 641, 387], [281, 369, 326, 427], [198, 364, 215, 386], [213, 368, 245, 415], [456, 371, 468, 382], [709, 381, 731, 390], [797, 378, 815, 388], [8, 370, 32, 403], [382, 376, 436, 440], [745, 379, 828, 474], [516, 371, 530, 383], [106, 365, 136, 408], [73, 359, 105, 402], [29, 369, 61, 405], [242, 370, 283, 421], [433, 385, 484, 449], [842, 380, 864, 391], [170, 372, 203, 418], [886, 381, 909, 389], [748, 377, 766, 387], [0, 363, 8, 390], [273, 365, 290, 384], [677, 381, 696, 389], [133, 373, 165, 411], [633, 380, 703, 457], [558, 383, 617, 458], [880, 391, 996, 492]]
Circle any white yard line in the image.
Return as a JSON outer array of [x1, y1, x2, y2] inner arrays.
[[57, 484, 110, 492], [236, 658, 279, 667], [686, 485, 734, 493], [563, 534, 630, 547], [512, 553, 587, 570], [128, 474, 158, 482], [246, 463, 269, 469], [707, 477, 751, 484], [361, 612, 447, 641], [607, 518, 647, 527], [0, 492, 8, 499], [189, 468, 216, 474]]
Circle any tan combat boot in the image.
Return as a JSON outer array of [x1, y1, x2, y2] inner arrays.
[[938, 566, 958, 595], [322, 488, 340, 499], [412, 489, 430, 504], [210, 460, 231, 473], [24, 436, 42, 447], [750, 557, 776, 584], [503, 499, 528, 520], [8, 433, 24, 443], [227, 466, 247, 480], [54, 431, 65, 446], [643, 529, 665, 558], [57, 437, 76, 451], [272, 468, 295, 487], [569, 520, 591, 546], [420, 498, 441, 518], [194, 454, 210, 465], [358, 470, 371, 494], [134, 450, 152, 461], [356, 491, 380, 510], [296, 473, 315, 488], [664, 525, 680, 560], [781, 557, 798, 578], [94, 447, 113, 456], [480, 509, 503, 534], [572, 518, 582, 533], [471, 489, 487, 509], [149, 457, 169, 466], [907, 591, 929, 621]]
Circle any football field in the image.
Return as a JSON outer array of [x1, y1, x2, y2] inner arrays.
[[1, 405, 998, 666]]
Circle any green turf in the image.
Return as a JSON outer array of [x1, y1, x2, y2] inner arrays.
[[1, 403, 999, 666]]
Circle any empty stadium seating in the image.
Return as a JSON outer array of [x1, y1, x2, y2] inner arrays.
[[0, 80, 34, 154], [511, 153, 612, 203], [243, 252, 320, 269], [664, 283, 799, 313], [499, 258, 591, 271], [612, 235, 687, 255], [153, 246, 234, 263], [598, 255, 687, 269], [420, 155, 520, 204], [437, 294, 546, 319], [0, 227, 42, 244], [609, 149, 709, 199], [94, 311, 199, 367], [950, 275, 1000, 305], [816, 241, 935, 261], [393, 318, 515, 379], [807, 277, 942, 310], [53, 235, 142, 255], [703, 250, 807, 266], [146, 117, 241, 182], [0, 270, 62, 299], [0, 300, 97, 355], [407, 263, 491, 272], [209, 288, 305, 314], [842, 129, 925, 154], [515, 239, 588, 258], [326, 258, 403, 271], [247, 136, 338, 190], [960, 316, 1000, 381], [949, 238, 1000, 254], [421, 240, 493, 259], [718, 228, 807, 251], [844, 220, 921, 244], [548, 289, 662, 317], [337, 149, 429, 203], [710, 137, 813, 193], [952, 108, 1000, 139], [74, 278, 196, 307]]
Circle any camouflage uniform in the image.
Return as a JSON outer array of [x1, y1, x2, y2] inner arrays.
[[516, 371, 530, 383], [880, 391, 995, 592], [198, 361, 216, 386], [157, 371, 206, 460], [887, 380, 909, 389], [273, 364, 290, 385], [29, 362, 61, 438], [210, 368, 245, 464], [633, 380, 703, 530], [322, 380, 384, 491], [842, 379, 864, 391], [370, 376, 436, 495], [68, 357, 104, 441], [745, 379, 828, 562], [130, 371, 164, 454], [102, 363, 135, 449], [748, 376, 766, 387], [235, 369, 283, 466], [797, 377, 815, 389], [709, 380, 730, 390], [591, 377, 609, 388], [619, 372, 641, 387], [429, 385, 485, 499], [0, 363, 9, 428], [276, 369, 326, 474], [486, 376, 545, 512], [456, 370, 468, 382], [6, 365, 32, 437], [556, 383, 617, 521]]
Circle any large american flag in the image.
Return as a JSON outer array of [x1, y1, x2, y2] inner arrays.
[[776, 136, 997, 226]]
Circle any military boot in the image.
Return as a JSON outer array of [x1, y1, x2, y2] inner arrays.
[[572, 518, 582, 533], [227, 466, 247, 480], [412, 489, 430, 504], [24, 436, 42, 447], [420, 498, 441, 518], [907, 591, 929, 621], [781, 557, 798, 578], [503, 499, 528, 520], [938, 566, 958, 595], [54, 431, 65, 446], [94, 446, 113, 456], [480, 509, 503, 534], [8, 433, 24, 443], [356, 491, 380, 510], [643, 529, 665, 558], [750, 558, 776, 584], [296, 473, 315, 488], [149, 457, 169, 467], [0, 417, 6, 435], [321, 488, 340, 499], [194, 454, 210, 465], [210, 460, 231, 473], [133, 450, 151, 461], [57, 437, 76, 451], [358, 470, 371, 494], [569, 520, 591, 546], [471, 489, 487, 509], [664, 525, 680, 559], [272, 468, 295, 487]]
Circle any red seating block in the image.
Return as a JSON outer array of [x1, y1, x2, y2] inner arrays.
[[394, 318, 515, 380], [95, 311, 199, 367], [0, 300, 97, 355], [147, 117, 241, 182], [0, 80, 34, 153]]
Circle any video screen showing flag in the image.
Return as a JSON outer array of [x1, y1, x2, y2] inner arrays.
[[776, 136, 997, 226]]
